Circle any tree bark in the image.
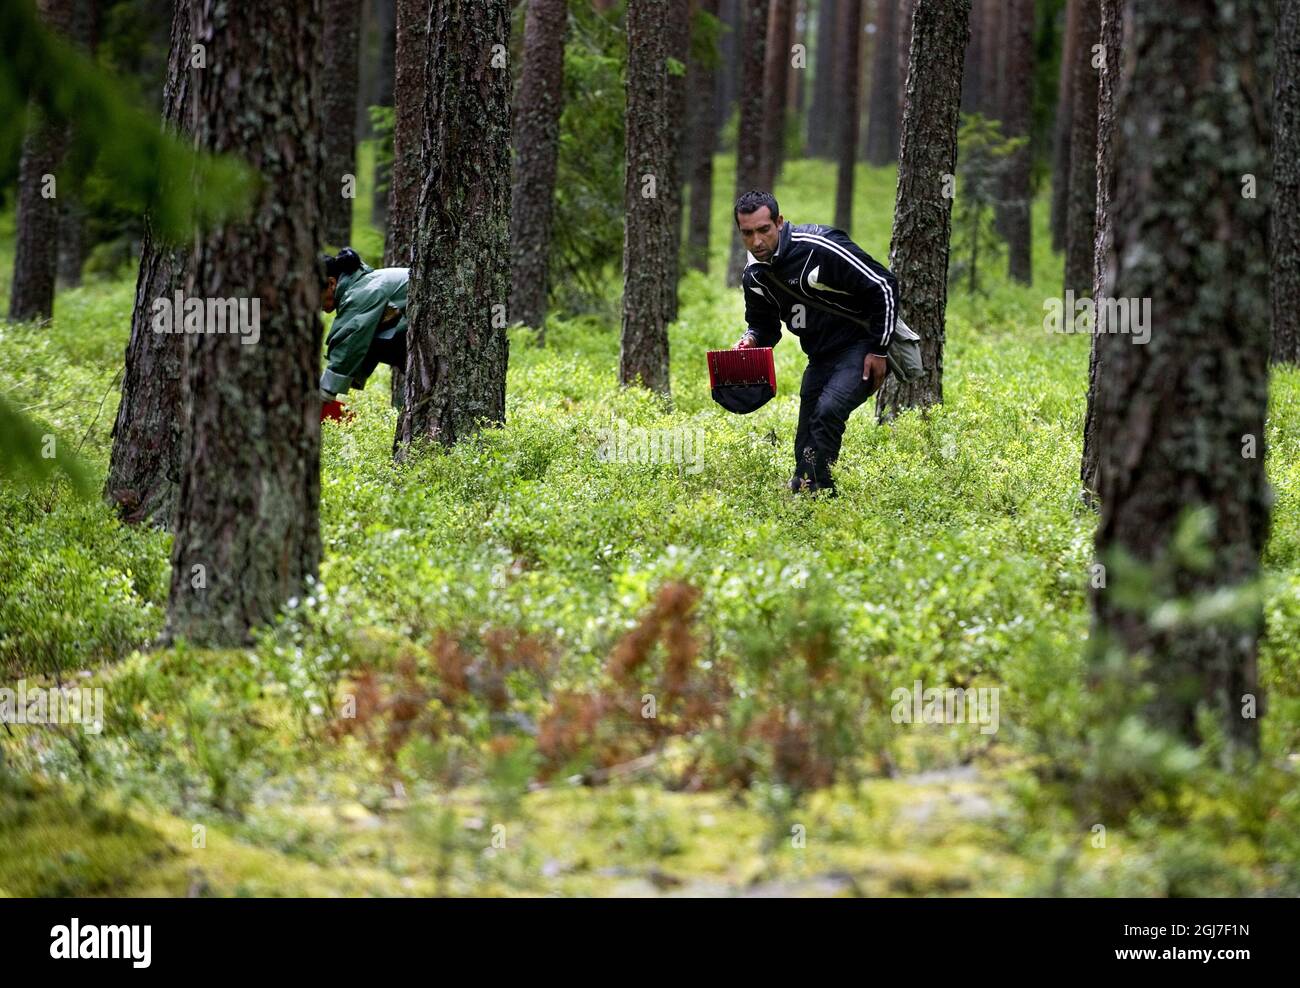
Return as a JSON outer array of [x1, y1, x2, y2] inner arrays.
[[662, 0, 692, 322], [105, 0, 192, 529], [1002, 0, 1033, 283], [896, 0, 914, 123], [166, 0, 325, 646], [384, 0, 426, 268], [688, 0, 721, 274], [395, 0, 512, 451], [1091, 0, 1272, 751], [864, 0, 898, 166], [56, 0, 96, 289], [763, 0, 793, 184], [786, 0, 804, 137], [716, 0, 740, 134], [8, 0, 75, 323], [960, 0, 982, 112], [383, 0, 428, 409], [509, 0, 568, 337], [809, 0, 838, 157], [978, 0, 1001, 118], [321, 0, 362, 247], [1050, 0, 1080, 253], [833, 0, 863, 231], [371, 0, 397, 231], [1063, 0, 1099, 296], [875, 0, 969, 421], [727, 0, 770, 285], [373, 0, 397, 111], [1080, 0, 1120, 499], [1274, 0, 1300, 363], [620, 0, 673, 394]]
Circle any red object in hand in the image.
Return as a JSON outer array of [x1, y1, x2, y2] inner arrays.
[[321, 399, 350, 423], [706, 347, 777, 393]]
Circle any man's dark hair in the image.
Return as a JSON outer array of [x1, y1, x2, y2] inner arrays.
[[319, 246, 363, 285], [734, 189, 779, 226]]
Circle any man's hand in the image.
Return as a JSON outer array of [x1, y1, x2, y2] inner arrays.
[[734, 332, 756, 349], [863, 353, 888, 394]]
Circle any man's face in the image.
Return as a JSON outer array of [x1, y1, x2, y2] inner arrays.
[[737, 206, 783, 262]]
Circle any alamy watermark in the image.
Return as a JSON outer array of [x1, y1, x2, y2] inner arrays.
[[891, 680, 1000, 735], [0, 679, 104, 734], [50, 918, 150, 968], [1043, 290, 1151, 345], [596, 419, 705, 474], [151, 291, 261, 345]]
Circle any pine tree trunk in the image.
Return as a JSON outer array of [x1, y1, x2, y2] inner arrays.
[[621, 0, 673, 393], [166, 0, 325, 646], [978, 0, 1001, 118], [9, 0, 75, 323], [662, 0, 692, 322], [1274, 0, 1300, 363], [727, 0, 770, 285], [875, 0, 969, 422], [1091, 0, 1272, 751], [395, 0, 512, 451], [864, 0, 898, 166], [809, 0, 838, 157], [786, 0, 804, 140], [384, 0, 428, 408], [373, 0, 397, 112], [1002, 0, 1033, 283], [896, 0, 914, 123], [384, 0, 427, 268], [763, 0, 792, 184], [321, 0, 362, 247], [105, 0, 192, 529], [960, 0, 983, 113], [688, 0, 721, 274], [856, 0, 871, 160], [509, 0, 568, 337], [56, 201, 87, 288], [1080, 0, 1120, 500], [1063, 0, 1099, 296], [716, 0, 740, 134], [1050, 0, 1080, 253], [833, 0, 863, 231], [371, 0, 397, 231], [55, 0, 95, 289]]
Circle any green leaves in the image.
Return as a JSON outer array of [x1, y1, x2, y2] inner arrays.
[[0, 0, 257, 243], [0, 393, 91, 496]]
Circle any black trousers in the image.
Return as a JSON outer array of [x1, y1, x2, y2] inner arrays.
[[362, 332, 406, 376], [353, 332, 407, 407], [792, 342, 875, 491]]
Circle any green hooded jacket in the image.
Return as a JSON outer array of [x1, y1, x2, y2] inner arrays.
[[319, 263, 409, 396]]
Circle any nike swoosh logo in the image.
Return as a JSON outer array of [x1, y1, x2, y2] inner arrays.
[[805, 265, 851, 295]]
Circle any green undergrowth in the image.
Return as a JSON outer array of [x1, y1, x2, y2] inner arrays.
[[2, 154, 1298, 896]]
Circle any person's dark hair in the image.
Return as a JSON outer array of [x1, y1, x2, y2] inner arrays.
[[734, 190, 779, 226], [320, 246, 363, 284]]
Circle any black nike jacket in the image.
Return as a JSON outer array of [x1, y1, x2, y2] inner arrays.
[[740, 221, 899, 359]]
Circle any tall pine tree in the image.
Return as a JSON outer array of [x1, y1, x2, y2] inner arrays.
[[395, 0, 513, 452], [1091, 0, 1273, 751], [875, 0, 970, 421], [620, 0, 674, 393], [166, 0, 326, 645]]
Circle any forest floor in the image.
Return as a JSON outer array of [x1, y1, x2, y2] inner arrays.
[[1, 151, 1298, 897]]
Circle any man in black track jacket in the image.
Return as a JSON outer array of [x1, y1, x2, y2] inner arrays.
[[732, 189, 899, 495]]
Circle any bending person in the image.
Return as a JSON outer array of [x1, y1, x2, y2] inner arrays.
[[319, 247, 409, 409]]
